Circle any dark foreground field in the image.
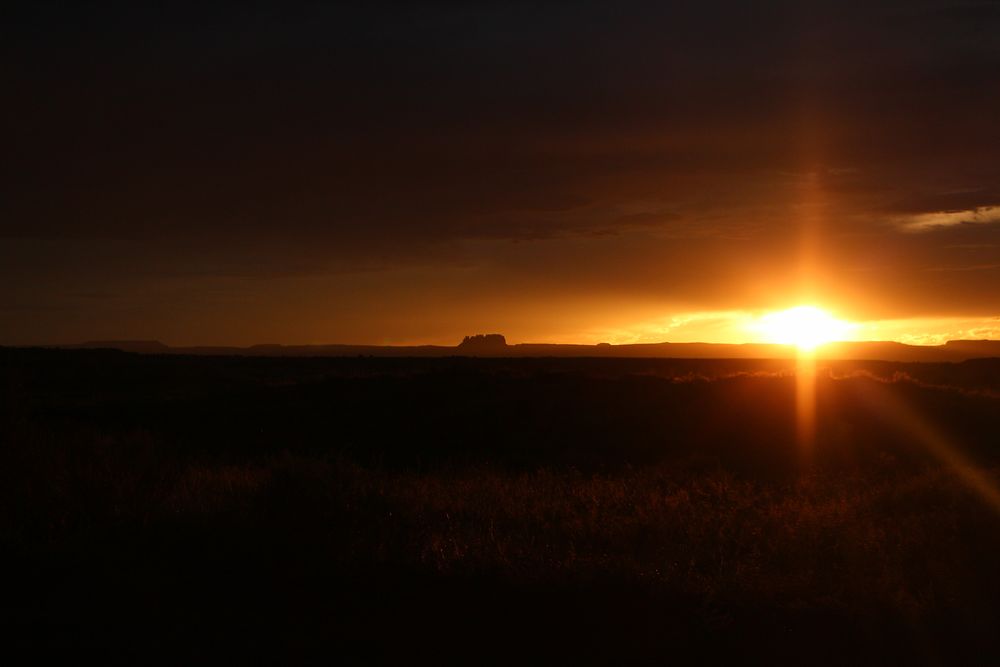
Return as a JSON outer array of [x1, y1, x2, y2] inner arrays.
[[3, 349, 1000, 664]]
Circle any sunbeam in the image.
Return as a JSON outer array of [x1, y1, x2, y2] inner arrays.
[[855, 379, 1000, 516], [795, 349, 817, 458]]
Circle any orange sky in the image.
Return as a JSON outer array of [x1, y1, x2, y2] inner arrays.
[[2, 3, 998, 346]]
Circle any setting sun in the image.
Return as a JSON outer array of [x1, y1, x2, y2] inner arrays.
[[750, 306, 857, 350]]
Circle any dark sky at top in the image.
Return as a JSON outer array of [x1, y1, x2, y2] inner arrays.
[[3, 1, 999, 345]]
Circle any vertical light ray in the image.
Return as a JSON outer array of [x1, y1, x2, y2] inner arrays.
[[796, 170, 822, 306], [795, 348, 817, 460], [792, 166, 823, 462]]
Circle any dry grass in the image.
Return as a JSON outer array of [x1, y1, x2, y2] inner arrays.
[[4, 351, 1000, 662]]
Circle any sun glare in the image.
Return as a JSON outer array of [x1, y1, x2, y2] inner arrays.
[[751, 306, 856, 350]]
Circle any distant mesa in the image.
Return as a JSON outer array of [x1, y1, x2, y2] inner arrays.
[[249, 344, 285, 351], [71, 340, 171, 354], [39, 336, 1000, 362], [943, 340, 1000, 357], [458, 334, 508, 351]]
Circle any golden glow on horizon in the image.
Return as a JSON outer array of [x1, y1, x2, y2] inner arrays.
[[485, 309, 999, 348], [747, 306, 858, 350]]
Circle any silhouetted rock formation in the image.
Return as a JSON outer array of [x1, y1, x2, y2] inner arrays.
[[69, 340, 171, 354], [943, 340, 1000, 358], [458, 334, 508, 352]]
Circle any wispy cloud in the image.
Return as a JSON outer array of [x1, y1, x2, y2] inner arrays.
[[926, 263, 1000, 273], [898, 206, 1000, 232]]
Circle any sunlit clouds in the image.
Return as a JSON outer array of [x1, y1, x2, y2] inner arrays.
[[898, 206, 1000, 233]]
